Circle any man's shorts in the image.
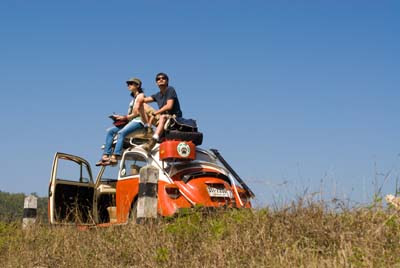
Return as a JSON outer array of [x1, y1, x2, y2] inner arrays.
[[144, 104, 160, 126]]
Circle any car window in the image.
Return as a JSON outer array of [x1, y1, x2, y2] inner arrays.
[[56, 158, 91, 183], [120, 153, 147, 178], [166, 150, 224, 176], [195, 150, 216, 163], [100, 164, 119, 182]]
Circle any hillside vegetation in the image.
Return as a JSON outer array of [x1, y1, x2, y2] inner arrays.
[[1, 199, 400, 267], [0, 191, 47, 222]]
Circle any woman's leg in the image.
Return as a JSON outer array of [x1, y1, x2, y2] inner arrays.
[[103, 126, 120, 155], [113, 121, 144, 156]]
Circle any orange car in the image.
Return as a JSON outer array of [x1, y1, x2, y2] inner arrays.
[[48, 141, 254, 225]]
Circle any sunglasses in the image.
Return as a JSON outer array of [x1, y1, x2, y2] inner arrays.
[[127, 82, 138, 86], [156, 76, 167, 81]]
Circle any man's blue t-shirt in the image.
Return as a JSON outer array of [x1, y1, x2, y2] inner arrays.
[[151, 86, 183, 117]]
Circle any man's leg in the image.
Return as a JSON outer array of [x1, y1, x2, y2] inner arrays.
[[147, 116, 155, 134], [143, 115, 168, 152], [152, 114, 167, 141]]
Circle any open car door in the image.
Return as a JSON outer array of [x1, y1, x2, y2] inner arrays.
[[49, 152, 95, 224]]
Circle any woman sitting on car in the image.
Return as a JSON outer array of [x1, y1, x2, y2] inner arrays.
[[96, 78, 149, 166]]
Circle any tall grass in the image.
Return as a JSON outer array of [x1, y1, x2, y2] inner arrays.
[[1, 199, 400, 267]]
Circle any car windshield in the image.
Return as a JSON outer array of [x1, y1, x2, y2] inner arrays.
[[165, 149, 224, 174], [195, 150, 217, 163], [165, 149, 248, 188]]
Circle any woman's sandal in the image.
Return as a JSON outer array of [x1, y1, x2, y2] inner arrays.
[[102, 157, 118, 166], [95, 156, 110, 166]]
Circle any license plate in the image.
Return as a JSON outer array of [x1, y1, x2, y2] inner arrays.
[[207, 186, 233, 198]]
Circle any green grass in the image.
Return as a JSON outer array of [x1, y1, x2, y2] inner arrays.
[[1, 200, 400, 267]]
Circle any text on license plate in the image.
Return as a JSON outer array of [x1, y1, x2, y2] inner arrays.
[[207, 186, 233, 198]]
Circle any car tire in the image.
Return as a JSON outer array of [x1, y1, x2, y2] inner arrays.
[[164, 130, 203, 145]]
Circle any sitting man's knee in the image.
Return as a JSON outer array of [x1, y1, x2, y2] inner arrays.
[[158, 116, 165, 124]]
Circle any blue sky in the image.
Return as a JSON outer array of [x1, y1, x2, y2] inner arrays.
[[0, 1, 399, 205]]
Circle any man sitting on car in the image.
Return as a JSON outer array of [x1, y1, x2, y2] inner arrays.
[[142, 72, 183, 152]]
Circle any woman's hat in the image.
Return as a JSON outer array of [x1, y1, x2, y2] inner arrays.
[[126, 77, 142, 87]]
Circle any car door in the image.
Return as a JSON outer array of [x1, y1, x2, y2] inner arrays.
[[49, 152, 95, 224]]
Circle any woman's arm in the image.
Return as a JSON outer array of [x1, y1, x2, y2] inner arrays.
[[127, 93, 145, 121]]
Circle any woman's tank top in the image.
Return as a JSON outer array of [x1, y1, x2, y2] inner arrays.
[[127, 93, 144, 124]]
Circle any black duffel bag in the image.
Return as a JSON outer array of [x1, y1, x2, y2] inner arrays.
[[167, 117, 198, 132], [163, 116, 203, 145]]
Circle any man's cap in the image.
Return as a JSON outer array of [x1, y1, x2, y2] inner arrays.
[[126, 77, 142, 87]]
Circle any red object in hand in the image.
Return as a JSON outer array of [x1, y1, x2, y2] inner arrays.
[[113, 117, 128, 127]]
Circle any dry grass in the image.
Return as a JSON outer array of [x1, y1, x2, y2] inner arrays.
[[1, 200, 400, 267]]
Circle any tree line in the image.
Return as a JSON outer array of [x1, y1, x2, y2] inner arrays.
[[0, 191, 48, 222]]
